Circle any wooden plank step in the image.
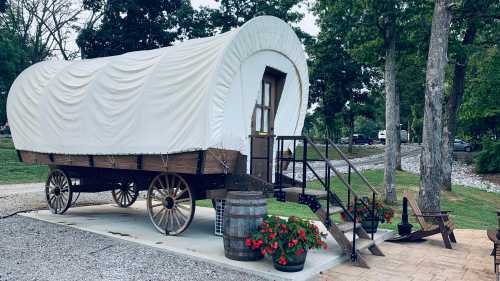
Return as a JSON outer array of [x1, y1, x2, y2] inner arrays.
[[355, 238, 375, 251], [280, 187, 327, 202], [329, 206, 343, 214], [336, 221, 360, 233]]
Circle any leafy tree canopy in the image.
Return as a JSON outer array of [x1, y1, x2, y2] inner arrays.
[[77, 0, 196, 58]]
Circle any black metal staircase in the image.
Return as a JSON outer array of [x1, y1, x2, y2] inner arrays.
[[270, 135, 384, 268]]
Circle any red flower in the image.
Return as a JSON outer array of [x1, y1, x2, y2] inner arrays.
[[261, 228, 267, 233], [295, 248, 305, 256], [292, 239, 298, 245], [298, 229, 306, 240], [261, 248, 267, 255], [272, 241, 278, 249], [268, 233, 276, 239], [245, 239, 252, 247], [268, 228, 273, 233], [278, 256, 288, 265], [288, 242, 294, 248]]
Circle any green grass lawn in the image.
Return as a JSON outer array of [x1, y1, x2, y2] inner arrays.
[[199, 169, 500, 230], [0, 138, 48, 184], [294, 144, 383, 161]]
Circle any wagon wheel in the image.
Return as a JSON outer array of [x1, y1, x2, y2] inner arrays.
[[45, 169, 73, 214], [147, 173, 195, 235], [112, 180, 139, 208]]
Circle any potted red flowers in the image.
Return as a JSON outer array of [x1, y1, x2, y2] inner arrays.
[[246, 215, 327, 272], [341, 198, 395, 233]]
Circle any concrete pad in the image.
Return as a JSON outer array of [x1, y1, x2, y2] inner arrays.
[[21, 201, 393, 281]]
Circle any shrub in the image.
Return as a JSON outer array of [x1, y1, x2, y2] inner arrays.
[[475, 139, 500, 174]]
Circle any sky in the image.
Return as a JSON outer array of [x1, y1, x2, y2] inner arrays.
[[190, 0, 319, 36]]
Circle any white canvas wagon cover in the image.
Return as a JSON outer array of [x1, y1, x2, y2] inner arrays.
[[7, 16, 308, 156]]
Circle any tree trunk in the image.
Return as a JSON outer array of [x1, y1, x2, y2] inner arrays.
[[441, 22, 477, 191], [348, 114, 354, 153], [396, 90, 402, 170], [383, 16, 398, 204], [419, 0, 452, 212]]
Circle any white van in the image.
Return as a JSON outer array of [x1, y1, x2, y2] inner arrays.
[[378, 130, 408, 144]]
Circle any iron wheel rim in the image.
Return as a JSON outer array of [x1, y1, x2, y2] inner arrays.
[[45, 169, 73, 214], [147, 173, 195, 235]]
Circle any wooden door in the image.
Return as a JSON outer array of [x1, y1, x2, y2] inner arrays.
[[251, 74, 279, 182]]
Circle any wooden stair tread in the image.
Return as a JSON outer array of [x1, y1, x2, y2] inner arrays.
[[281, 187, 327, 199], [355, 238, 375, 251], [336, 221, 359, 232]]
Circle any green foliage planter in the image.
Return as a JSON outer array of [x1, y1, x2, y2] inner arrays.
[[246, 216, 327, 272], [361, 217, 380, 234], [341, 198, 395, 233]]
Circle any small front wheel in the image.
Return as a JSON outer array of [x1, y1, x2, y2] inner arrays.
[[112, 180, 139, 208], [45, 169, 73, 214]]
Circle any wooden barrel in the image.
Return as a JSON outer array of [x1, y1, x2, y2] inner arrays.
[[223, 191, 267, 261]]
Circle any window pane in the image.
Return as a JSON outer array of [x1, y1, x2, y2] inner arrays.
[[255, 107, 262, 132], [257, 86, 263, 106], [264, 82, 271, 106], [263, 109, 269, 132]]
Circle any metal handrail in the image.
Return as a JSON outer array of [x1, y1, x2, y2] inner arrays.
[[326, 138, 379, 195], [304, 137, 367, 202]]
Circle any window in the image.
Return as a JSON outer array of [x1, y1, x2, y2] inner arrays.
[[255, 80, 271, 133]]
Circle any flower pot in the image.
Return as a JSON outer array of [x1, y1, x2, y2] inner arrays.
[[361, 218, 379, 234], [273, 250, 307, 272]]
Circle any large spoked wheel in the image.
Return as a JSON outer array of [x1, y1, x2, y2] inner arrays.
[[45, 169, 73, 214], [112, 180, 139, 208], [147, 173, 195, 235]]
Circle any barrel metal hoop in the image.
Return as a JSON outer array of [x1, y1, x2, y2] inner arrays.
[[227, 214, 267, 219], [225, 202, 267, 207]]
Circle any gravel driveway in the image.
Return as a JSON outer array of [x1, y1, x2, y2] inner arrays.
[[0, 186, 265, 281], [0, 216, 266, 281]]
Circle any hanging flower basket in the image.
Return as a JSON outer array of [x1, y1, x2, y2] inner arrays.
[[246, 215, 328, 272]]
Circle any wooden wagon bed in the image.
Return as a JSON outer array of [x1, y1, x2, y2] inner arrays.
[[17, 148, 244, 175]]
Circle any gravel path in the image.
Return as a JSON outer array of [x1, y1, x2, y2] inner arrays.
[[0, 216, 266, 281], [283, 144, 500, 193], [402, 153, 500, 193], [0, 186, 265, 281], [283, 144, 421, 181]]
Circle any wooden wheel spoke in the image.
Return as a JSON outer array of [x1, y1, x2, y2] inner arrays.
[[174, 206, 189, 220], [153, 207, 165, 219], [175, 197, 191, 204], [174, 188, 187, 199], [176, 203, 191, 211], [153, 185, 166, 197], [169, 176, 176, 193], [172, 209, 184, 227], [159, 209, 167, 229]]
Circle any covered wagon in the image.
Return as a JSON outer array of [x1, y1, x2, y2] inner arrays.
[[7, 16, 309, 235]]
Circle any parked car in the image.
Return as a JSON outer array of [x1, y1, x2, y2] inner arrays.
[[341, 134, 374, 145], [453, 139, 472, 152], [378, 129, 408, 144]]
